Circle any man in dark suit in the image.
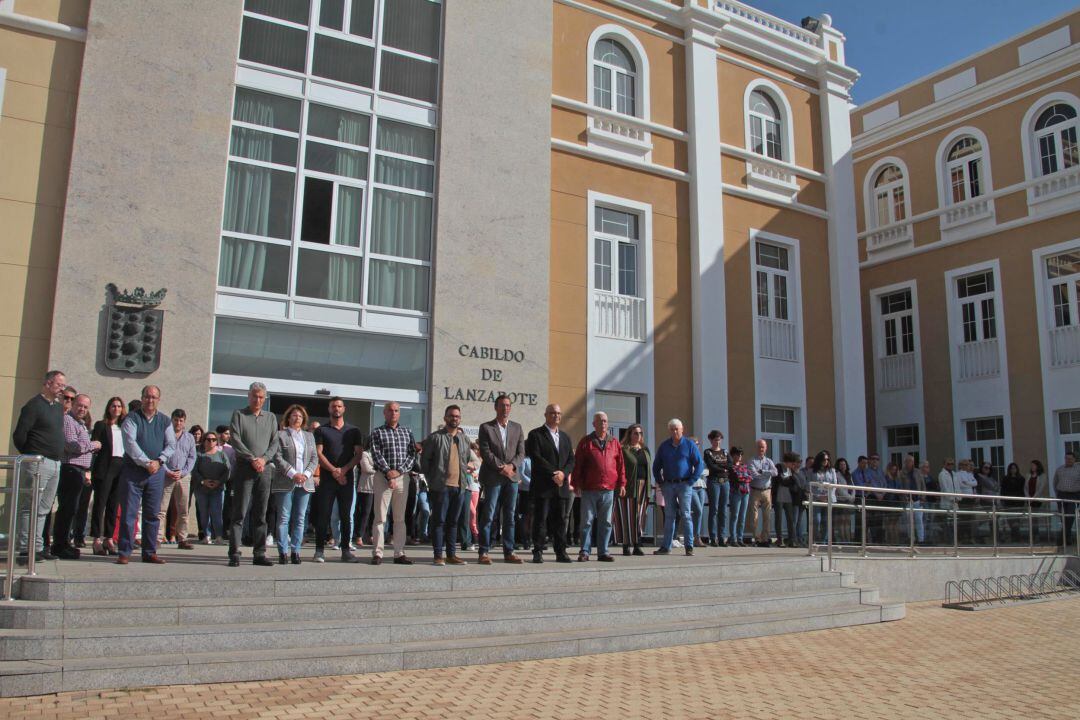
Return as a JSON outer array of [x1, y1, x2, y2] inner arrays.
[[525, 403, 575, 564], [476, 394, 526, 564]]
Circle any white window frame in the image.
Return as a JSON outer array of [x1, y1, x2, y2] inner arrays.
[[1058, 409, 1080, 461], [1045, 250, 1080, 330], [585, 25, 650, 122], [864, 157, 911, 230], [884, 424, 921, 469], [749, 230, 803, 364], [954, 268, 998, 345], [760, 406, 798, 463], [936, 127, 994, 209], [754, 241, 791, 322], [585, 190, 654, 344], [1021, 92, 1080, 180], [962, 416, 1007, 480], [879, 288, 915, 358], [742, 80, 794, 164], [592, 206, 641, 299]]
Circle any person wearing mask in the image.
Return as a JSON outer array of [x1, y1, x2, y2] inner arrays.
[[525, 404, 575, 564], [571, 412, 626, 562], [117, 385, 175, 565], [727, 448, 752, 547], [616, 424, 651, 556], [192, 431, 229, 545], [226, 382, 278, 568], [369, 401, 417, 565], [158, 409, 196, 550], [651, 418, 702, 556], [703, 431, 730, 547], [420, 405, 472, 566], [272, 404, 317, 565], [12, 370, 68, 564], [90, 396, 126, 556], [747, 439, 778, 547], [54, 393, 100, 559]]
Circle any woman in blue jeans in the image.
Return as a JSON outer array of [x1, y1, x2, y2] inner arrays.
[[191, 432, 229, 544], [272, 405, 318, 565], [703, 430, 730, 546], [727, 447, 752, 547]]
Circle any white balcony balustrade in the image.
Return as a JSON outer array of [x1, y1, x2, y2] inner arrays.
[[942, 197, 993, 229], [757, 316, 798, 361], [957, 338, 1000, 381], [866, 221, 913, 254], [879, 352, 917, 392], [1049, 324, 1080, 368], [593, 291, 646, 342]]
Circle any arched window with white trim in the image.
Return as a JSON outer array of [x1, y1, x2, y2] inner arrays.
[[872, 164, 907, 226], [945, 136, 984, 204], [1033, 103, 1078, 176], [748, 89, 783, 161], [592, 38, 636, 116]]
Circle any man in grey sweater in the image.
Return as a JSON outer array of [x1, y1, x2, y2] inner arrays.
[[227, 382, 278, 567]]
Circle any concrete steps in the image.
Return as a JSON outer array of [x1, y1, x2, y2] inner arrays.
[[0, 553, 904, 696]]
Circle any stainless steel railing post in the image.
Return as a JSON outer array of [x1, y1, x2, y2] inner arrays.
[[953, 504, 959, 558], [3, 457, 21, 601], [1062, 500, 1069, 553], [1028, 501, 1034, 556], [908, 495, 916, 558], [826, 491, 834, 573], [807, 498, 815, 557], [860, 496, 867, 558], [25, 461, 42, 577], [1074, 505, 1079, 557], [992, 501, 999, 558]]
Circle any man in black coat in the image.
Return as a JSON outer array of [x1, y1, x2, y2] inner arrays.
[[525, 403, 575, 563]]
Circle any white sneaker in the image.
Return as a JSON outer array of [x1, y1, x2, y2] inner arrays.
[[672, 538, 684, 548]]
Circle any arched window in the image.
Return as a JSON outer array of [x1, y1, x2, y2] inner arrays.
[[592, 38, 636, 116], [1034, 103, 1078, 176], [945, 136, 984, 204], [872, 164, 906, 226], [748, 90, 783, 160]]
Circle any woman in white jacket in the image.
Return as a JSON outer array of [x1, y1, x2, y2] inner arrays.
[[273, 405, 318, 565]]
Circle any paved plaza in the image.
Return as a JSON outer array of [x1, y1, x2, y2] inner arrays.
[[1, 596, 1076, 719]]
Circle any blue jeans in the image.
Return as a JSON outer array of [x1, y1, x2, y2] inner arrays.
[[118, 463, 165, 558], [690, 486, 707, 541], [660, 481, 694, 551], [579, 489, 615, 557], [480, 478, 519, 556], [415, 489, 431, 540], [707, 479, 730, 541], [194, 484, 225, 539], [728, 490, 749, 543], [429, 486, 466, 558], [276, 487, 312, 555]]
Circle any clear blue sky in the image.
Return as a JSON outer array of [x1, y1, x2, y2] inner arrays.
[[747, 0, 1079, 104]]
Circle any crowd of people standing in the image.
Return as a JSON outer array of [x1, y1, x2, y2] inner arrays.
[[10, 369, 1080, 566]]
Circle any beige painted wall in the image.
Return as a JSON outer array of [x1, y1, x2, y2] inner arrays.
[[0, 0, 87, 451]]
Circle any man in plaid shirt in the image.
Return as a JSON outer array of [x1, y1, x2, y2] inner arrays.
[[369, 401, 417, 565]]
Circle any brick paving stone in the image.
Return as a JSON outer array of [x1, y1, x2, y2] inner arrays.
[[3, 599, 1080, 718]]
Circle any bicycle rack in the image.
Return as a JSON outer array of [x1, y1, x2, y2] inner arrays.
[[944, 569, 1080, 610]]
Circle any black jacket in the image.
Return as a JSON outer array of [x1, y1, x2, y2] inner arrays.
[[525, 426, 575, 499]]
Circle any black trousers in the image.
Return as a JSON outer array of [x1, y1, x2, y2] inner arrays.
[[314, 478, 354, 552], [73, 482, 92, 543], [91, 456, 123, 538], [228, 469, 271, 560], [353, 490, 374, 541], [515, 489, 532, 548], [52, 464, 87, 551], [532, 492, 568, 556]]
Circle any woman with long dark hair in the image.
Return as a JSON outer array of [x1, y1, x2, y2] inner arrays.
[[89, 397, 126, 555], [615, 424, 651, 556]]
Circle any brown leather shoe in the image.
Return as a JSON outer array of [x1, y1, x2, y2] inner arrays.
[[504, 553, 524, 564], [115, 555, 130, 565], [371, 556, 383, 565], [432, 557, 445, 566], [141, 554, 166, 564], [445, 556, 467, 565], [177, 541, 195, 550], [478, 554, 492, 565]]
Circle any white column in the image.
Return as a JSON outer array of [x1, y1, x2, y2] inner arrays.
[[683, 16, 728, 438], [816, 16, 867, 458]]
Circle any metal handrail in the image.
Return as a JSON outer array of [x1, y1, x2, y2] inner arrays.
[[806, 481, 1080, 571], [1, 454, 44, 600]]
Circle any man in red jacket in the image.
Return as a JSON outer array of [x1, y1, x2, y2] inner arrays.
[[571, 412, 626, 562]]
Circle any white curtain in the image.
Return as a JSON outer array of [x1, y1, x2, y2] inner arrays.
[[371, 189, 431, 260], [368, 259, 428, 312]]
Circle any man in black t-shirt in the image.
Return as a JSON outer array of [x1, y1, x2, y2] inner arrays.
[[313, 397, 364, 563]]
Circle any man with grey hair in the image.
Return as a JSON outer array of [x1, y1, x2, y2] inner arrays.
[[652, 418, 703, 556], [571, 411, 625, 561], [117, 385, 176, 564], [13, 370, 67, 563], [227, 382, 278, 567]]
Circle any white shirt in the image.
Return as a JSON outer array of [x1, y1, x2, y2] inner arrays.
[[110, 424, 124, 458], [956, 470, 977, 495], [498, 421, 508, 448], [546, 425, 560, 449], [286, 428, 306, 478]]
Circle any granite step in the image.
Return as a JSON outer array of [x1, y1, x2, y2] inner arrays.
[[16, 555, 825, 601], [0, 585, 875, 660], [3, 571, 852, 630], [0, 600, 904, 696]]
